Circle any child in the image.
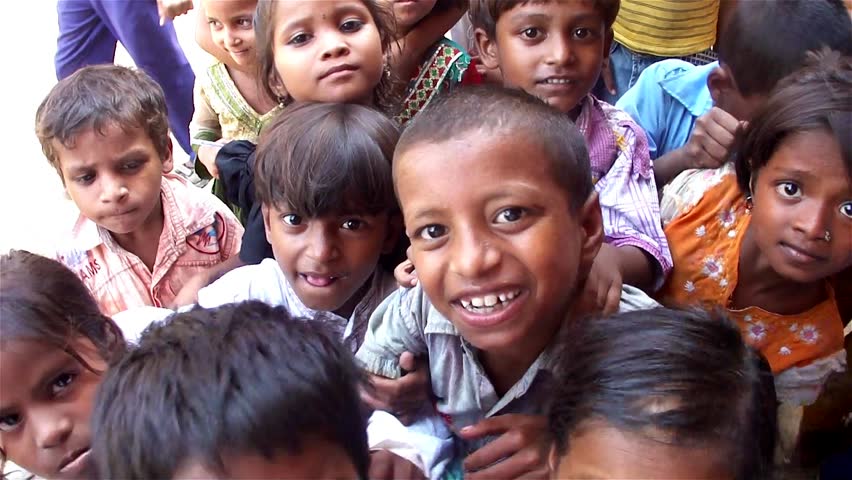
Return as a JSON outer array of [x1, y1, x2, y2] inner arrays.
[[382, 0, 482, 124], [190, 0, 281, 204], [90, 301, 371, 479], [0, 250, 129, 480], [468, 0, 672, 308], [197, 102, 402, 354], [658, 50, 851, 407], [356, 86, 659, 477], [34, 65, 243, 317], [547, 307, 777, 480], [616, 0, 852, 186]]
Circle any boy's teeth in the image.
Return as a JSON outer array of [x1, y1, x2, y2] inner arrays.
[[498, 293, 507, 302], [471, 297, 484, 307], [544, 78, 571, 84], [461, 299, 471, 308], [459, 290, 522, 313], [484, 295, 497, 307]]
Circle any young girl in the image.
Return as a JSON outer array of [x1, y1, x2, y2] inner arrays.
[[547, 307, 777, 479], [0, 251, 128, 480], [381, 0, 482, 124], [658, 50, 851, 406], [189, 0, 280, 212]]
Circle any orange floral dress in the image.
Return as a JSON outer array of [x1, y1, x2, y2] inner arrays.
[[657, 165, 846, 405]]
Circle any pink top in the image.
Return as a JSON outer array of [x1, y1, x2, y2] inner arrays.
[[56, 174, 243, 317]]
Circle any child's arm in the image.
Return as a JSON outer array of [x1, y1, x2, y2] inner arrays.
[[459, 414, 550, 479], [390, 4, 466, 82], [170, 255, 245, 308], [190, 82, 224, 177]]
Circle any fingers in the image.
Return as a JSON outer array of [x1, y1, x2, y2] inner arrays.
[[458, 414, 514, 440], [692, 107, 740, 168], [394, 259, 417, 288], [399, 351, 417, 373]]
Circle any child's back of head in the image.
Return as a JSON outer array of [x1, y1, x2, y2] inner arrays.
[[548, 307, 777, 480], [91, 301, 369, 479]]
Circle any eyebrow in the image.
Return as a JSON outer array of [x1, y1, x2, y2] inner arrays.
[[773, 166, 817, 180], [278, 2, 367, 34]]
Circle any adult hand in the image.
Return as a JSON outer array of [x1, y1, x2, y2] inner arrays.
[[460, 414, 551, 479], [157, 0, 194, 25], [361, 352, 431, 425]]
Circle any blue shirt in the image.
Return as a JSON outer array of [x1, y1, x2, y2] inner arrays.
[[616, 60, 717, 160]]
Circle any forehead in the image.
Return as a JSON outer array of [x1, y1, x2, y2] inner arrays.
[[0, 338, 99, 403], [203, 0, 257, 17], [54, 123, 157, 168], [500, 0, 605, 24], [275, 0, 372, 26], [765, 130, 851, 186]]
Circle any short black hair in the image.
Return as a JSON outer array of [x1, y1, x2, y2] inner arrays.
[[395, 85, 593, 212], [469, 0, 620, 39], [255, 102, 400, 218], [717, 0, 852, 96], [735, 49, 852, 195], [548, 307, 777, 480], [91, 301, 370, 479]]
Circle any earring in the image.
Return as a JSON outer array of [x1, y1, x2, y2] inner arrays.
[[824, 230, 832, 243], [745, 194, 753, 210]]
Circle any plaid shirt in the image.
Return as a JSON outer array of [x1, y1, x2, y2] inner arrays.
[[56, 174, 243, 317]]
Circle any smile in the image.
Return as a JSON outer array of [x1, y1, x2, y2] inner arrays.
[[299, 273, 345, 287], [58, 447, 90, 476], [538, 78, 574, 85], [458, 289, 521, 314]]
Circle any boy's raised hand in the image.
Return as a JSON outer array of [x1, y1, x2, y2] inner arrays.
[[362, 352, 431, 425], [394, 258, 418, 288], [684, 107, 745, 170], [369, 450, 427, 480], [578, 243, 623, 316], [460, 414, 551, 479]]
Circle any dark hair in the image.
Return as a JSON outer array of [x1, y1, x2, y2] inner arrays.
[[469, 0, 620, 39], [0, 250, 125, 367], [735, 49, 852, 195], [254, 0, 400, 114], [34, 65, 171, 180], [91, 301, 370, 479], [717, 0, 852, 97], [255, 102, 400, 218], [548, 307, 777, 480], [395, 85, 594, 212]]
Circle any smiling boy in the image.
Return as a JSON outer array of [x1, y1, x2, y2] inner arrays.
[[35, 65, 243, 317], [356, 86, 657, 478]]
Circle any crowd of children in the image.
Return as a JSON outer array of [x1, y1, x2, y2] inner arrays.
[[2, 0, 851, 479]]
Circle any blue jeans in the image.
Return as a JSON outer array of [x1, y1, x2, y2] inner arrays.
[[594, 41, 666, 105], [55, 0, 195, 155]]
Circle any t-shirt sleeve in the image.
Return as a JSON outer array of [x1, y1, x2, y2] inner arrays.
[[355, 286, 429, 379], [616, 63, 675, 161], [190, 81, 221, 147]]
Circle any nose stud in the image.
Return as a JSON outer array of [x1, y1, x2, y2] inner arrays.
[[824, 230, 832, 243]]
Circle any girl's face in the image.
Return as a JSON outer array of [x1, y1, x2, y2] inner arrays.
[[0, 337, 106, 480], [379, 0, 437, 34], [750, 130, 852, 284], [270, 0, 384, 105], [204, 0, 259, 69], [550, 422, 732, 480]]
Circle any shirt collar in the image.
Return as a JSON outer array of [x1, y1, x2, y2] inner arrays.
[[660, 61, 718, 118]]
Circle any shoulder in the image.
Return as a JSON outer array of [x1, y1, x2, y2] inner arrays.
[[660, 163, 737, 225], [163, 174, 242, 232]]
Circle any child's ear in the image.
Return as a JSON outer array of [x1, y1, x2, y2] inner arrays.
[[474, 27, 500, 70], [707, 64, 735, 107], [261, 204, 273, 244], [160, 137, 174, 174], [578, 192, 604, 275], [267, 71, 287, 100], [382, 213, 403, 254], [601, 27, 614, 63], [547, 443, 561, 477]]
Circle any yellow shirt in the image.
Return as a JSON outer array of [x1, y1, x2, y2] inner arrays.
[[614, 0, 719, 57]]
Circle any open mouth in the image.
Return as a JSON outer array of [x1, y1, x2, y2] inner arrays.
[[456, 289, 522, 315], [58, 447, 91, 476], [537, 77, 575, 86], [299, 273, 343, 287]]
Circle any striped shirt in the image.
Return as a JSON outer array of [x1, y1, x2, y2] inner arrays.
[[614, 0, 719, 57]]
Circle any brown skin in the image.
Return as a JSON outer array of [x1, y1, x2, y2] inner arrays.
[[460, 414, 550, 479], [369, 449, 426, 480], [733, 130, 852, 315], [387, 2, 466, 85]]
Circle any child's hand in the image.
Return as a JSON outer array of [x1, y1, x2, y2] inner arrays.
[[362, 352, 431, 425], [169, 271, 213, 308], [369, 449, 426, 480], [197, 144, 223, 179], [578, 243, 623, 316], [460, 414, 550, 479], [157, 0, 193, 24], [683, 107, 745, 170], [394, 259, 418, 288]]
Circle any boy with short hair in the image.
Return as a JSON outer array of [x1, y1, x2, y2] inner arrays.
[[616, 0, 852, 186], [356, 86, 658, 477], [468, 0, 671, 307], [91, 301, 370, 479], [35, 65, 243, 317]]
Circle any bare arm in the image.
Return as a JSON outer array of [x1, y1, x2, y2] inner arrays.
[[390, 5, 466, 82], [613, 244, 656, 292]]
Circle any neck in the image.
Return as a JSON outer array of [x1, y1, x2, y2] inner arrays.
[[735, 222, 825, 313], [332, 273, 373, 319], [111, 198, 165, 270]]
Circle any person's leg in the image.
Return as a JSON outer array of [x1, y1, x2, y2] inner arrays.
[[55, 0, 118, 79], [90, 0, 195, 155]]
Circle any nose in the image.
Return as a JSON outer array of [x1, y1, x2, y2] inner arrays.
[[32, 409, 73, 450], [320, 30, 350, 60], [99, 174, 129, 204], [546, 32, 575, 66], [225, 27, 242, 48], [448, 227, 501, 279], [305, 225, 340, 262], [792, 199, 832, 241]]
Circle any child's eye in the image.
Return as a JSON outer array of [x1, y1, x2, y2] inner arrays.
[[0, 413, 21, 432], [122, 161, 142, 172], [237, 17, 253, 28], [775, 182, 802, 199], [75, 173, 95, 185], [51, 372, 76, 395], [573, 27, 592, 40], [417, 224, 447, 240], [494, 207, 526, 224], [840, 201, 852, 219], [282, 214, 303, 226], [208, 19, 222, 29], [341, 219, 364, 230], [288, 32, 311, 45], [520, 27, 541, 39], [340, 19, 364, 32]]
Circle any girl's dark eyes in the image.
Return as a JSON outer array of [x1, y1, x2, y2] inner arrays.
[[775, 182, 802, 199], [417, 224, 447, 240], [282, 214, 303, 226], [840, 202, 852, 219], [340, 19, 364, 32], [51, 373, 76, 395], [341, 219, 364, 230], [495, 207, 526, 224], [122, 161, 142, 171], [0, 413, 21, 432], [237, 18, 253, 28], [573, 27, 591, 39], [288, 33, 311, 45], [521, 27, 541, 39]]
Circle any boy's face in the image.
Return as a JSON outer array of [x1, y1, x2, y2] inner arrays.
[[262, 206, 397, 316], [476, 0, 611, 116], [0, 338, 106, 480], [173, 438, 358, 479], [395, 131, 602, 355], [55, 123, 172, 235]]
